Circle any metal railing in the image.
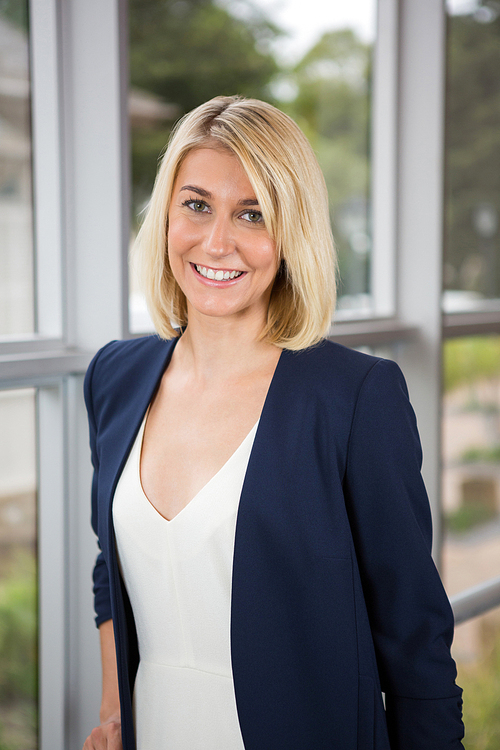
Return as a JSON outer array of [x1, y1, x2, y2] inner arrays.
[[451, 575, 500, 625]]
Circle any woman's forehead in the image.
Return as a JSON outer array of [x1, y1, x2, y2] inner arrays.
[[174, 147, 257, 198]]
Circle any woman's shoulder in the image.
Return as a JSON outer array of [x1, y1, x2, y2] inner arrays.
[[88, 334, 176, 376], [284, 339, 403, 390], [280, 340, 410, 424], [92, 333, 173, 365], [84, 334, 177, 410]]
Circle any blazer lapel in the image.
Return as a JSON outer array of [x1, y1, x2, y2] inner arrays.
[[96, 336, 179, 555]]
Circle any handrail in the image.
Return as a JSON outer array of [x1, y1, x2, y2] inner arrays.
[[451, 575, 500, 625], [443, 309, 500, 338], [0, 348, 94, 385], [328, 318, 419, 348]]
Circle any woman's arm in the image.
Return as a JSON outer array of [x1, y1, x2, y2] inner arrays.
[[82, 619, 122, 749], [344, 358, 464, 749], [83, 345, 123, 749], [98, 619, 121, 724]]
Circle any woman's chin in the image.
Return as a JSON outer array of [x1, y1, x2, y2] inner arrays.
[[185, 298, 268, 328]]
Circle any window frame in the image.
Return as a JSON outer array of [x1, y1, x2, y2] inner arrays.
[[0, 0, 129, 745]]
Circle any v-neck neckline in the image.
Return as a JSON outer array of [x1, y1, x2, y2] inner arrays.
[[136, 414, 260, 524], [131, 341, 285, 525]]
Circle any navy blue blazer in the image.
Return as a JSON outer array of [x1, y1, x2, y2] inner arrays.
[[84, 335, 464, 750]]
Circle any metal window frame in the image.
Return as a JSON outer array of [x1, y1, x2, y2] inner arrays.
[[370, 0, 399, 318], [444, 310, 500, 338], [0, 0, 130, 747], [30, 0, 64, 339], [443, 309, 500, 623]]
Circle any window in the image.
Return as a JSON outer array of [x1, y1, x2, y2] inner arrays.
[[0, 0, 128, 745], [452, 608, 500, 746], [442, 3, 500, 744], [442, 336, 500, 588], [442, 2, 500, 590], [128, 0, 380, 332], [0, 1, 34, 337], [443, 1, 500, 314], [0, 388, 37, 749]]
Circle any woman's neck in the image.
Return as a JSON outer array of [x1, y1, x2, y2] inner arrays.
[[173, 311, 280, 385]]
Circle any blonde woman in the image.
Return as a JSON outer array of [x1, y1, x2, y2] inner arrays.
[[83, 96, 464, 750]]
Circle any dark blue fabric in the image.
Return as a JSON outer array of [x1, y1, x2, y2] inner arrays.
[[84, 335, 464, 750]]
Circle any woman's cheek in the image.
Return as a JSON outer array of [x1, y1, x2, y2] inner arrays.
[[168, 217, 202, 255]]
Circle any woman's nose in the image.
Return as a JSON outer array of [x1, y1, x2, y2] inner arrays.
[[203, 216, 235, 258]]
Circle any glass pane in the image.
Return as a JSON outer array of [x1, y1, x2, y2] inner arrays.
[[443, 1, 500, 313], [442, 336, 500, 596], [0, 389, 37, 749], [453, 607, 500, 749], [0, 1, 35, 336], [128, 0, 377, 333]]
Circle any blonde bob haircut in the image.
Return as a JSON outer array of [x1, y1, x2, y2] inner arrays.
[[135, 95, 337, 350]]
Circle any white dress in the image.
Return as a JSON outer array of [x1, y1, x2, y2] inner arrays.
[[113, 414, 258, 750]]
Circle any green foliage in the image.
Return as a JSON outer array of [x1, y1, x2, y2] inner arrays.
[[283, 29, 371, 292], [128, 5, 373, 295], [443, 336, 500, 392], [446, 504, 497, 533], [458, 624, 500, 749], [461, 444, 500, 463], [131, 127, 173, 214], [445, 3, 500, 296], [0, 552, 37, 702], [289, 29, 370, 152], [0, 0, 28, 30], [129, 0, 280, 111], [129, 0, 281, 209], [0, 699, 37, 750], [286, 28, 371, 205]]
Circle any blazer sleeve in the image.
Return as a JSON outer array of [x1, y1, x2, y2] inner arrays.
[[343, 358, 464, 750], [83, 343, 114, 628]]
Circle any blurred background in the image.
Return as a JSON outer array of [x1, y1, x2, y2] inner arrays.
[[0, 0, 499, 746]]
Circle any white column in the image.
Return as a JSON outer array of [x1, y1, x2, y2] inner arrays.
[[60, 0, 129, 349], [38, 385, 66, 750], [57, 0, 129, 745], [394, 0, 446, 560], [66, 374, 103, 749], [371, 0, 399, 318], [30, 0, 64, 338]]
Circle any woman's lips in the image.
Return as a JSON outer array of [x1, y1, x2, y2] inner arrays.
[[191, 263, 247, 284]]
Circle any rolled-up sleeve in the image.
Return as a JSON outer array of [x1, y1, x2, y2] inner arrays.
[[84, 346, 113, 627], [343, 358, 464, 749]]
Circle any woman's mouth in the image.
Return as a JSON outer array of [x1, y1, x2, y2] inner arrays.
[[193, 263, 244, 281]]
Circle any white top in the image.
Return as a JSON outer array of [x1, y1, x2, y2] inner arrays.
[[113, 414, 258, 750]]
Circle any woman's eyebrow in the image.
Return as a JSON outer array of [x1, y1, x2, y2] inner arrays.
[[179, 185, 259, 207], [180, 185, 211, 198], [238, 198, 260, 206]]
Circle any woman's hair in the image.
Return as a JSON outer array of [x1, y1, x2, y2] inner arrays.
[[134, 95, 337, 350]]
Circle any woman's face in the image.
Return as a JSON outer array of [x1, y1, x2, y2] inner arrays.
[[168, 147, 278, 328]]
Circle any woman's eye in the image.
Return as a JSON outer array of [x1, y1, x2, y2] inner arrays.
[[241, 210, 263, 224], [183, 199, 209, 213]]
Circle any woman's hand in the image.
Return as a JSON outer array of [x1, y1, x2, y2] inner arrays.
[[83, 716, 122, 749], [83, 620, 122, 748]]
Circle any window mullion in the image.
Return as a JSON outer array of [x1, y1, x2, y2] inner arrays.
[[37, 384, 66, 749], [29, 0, 64, 339], [392, 0, 447, 565], [370, 0, 399, 318]]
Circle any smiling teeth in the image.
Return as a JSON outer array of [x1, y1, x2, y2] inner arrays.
[[195, 264, 243, 280]]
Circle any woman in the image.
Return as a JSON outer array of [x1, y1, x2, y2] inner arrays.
[[83, 96, 464, 750]]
